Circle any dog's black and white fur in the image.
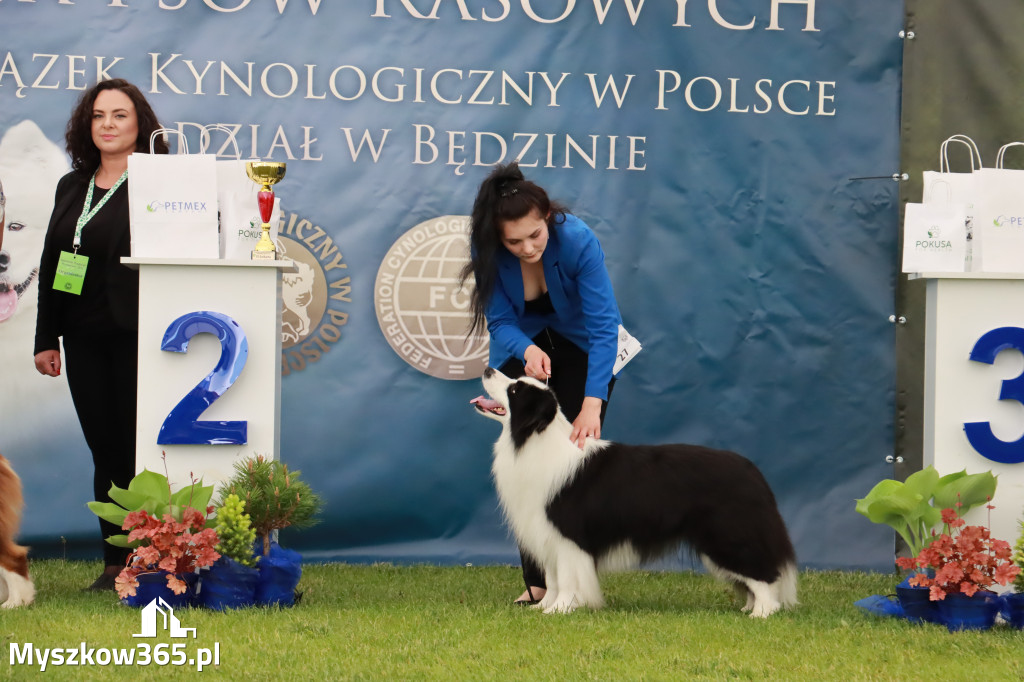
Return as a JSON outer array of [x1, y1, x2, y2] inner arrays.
[[472, 368, 797, 617]]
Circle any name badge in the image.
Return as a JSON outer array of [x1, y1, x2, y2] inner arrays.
[[53, 251, 89, 295], [613, 324, 642, 374]]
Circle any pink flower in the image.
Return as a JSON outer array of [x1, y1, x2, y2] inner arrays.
[[904, 505, 1018, 601], [114, 504, 221, 600]]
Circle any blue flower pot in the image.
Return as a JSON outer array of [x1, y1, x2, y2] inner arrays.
[[937, 592, 999, 632], [895, 575, 941, 624], [122, 571, 197, 609], [255, 542, 302, 607], [1003, 592, 1024, 629], [197, 556, 259, 611]]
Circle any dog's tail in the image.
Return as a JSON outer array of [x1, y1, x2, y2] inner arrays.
[[0, 455, 30, 579]]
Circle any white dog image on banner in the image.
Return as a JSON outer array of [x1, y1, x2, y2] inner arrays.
[[0, 121, 73, 449]]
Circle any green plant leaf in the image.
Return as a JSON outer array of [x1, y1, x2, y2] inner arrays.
[[933, 470, 997, 511], [104, 535, 131, 548], [86, 501, 129, 527], [106, 484, 151, 512], [854, 479, 902, 518], [902, 466, 940, 499], [856, 480, 922, 523], [171, 480, 214, 511], [860, 490, 920, 527], [126, 469, 172, 500]]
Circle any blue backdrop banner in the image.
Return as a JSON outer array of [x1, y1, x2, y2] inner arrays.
[[0, 0, 902, 570]]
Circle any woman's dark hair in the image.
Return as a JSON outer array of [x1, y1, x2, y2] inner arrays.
[[459, 161, 568, 336], [65, 79, 168, 176]]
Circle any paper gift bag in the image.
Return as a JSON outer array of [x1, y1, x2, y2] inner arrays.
[[216, 158, 256, 259], [128, 130, 219, 258], [220, 190, 281, 260], [203, 126, 281, 259], [901, 201, 967, 273], [972, 142, 1024, 273], [921, 134, 982, 271]]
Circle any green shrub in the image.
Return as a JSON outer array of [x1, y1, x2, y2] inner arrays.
[[214, 493, 258, 567], [217, 455, 323, 555]]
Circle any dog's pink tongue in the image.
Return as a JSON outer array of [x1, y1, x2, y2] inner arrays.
[[470, 396, 501, 411], [0, 290, 17, 323]]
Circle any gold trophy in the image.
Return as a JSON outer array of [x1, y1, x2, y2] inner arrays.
[[245, 161, 286, 260]]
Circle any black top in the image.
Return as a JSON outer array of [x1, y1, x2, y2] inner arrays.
[[523, 291, 555, 317], [35, 171, 138, 354]]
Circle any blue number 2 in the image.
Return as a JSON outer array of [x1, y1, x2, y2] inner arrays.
[[157, 311, 248, 445], [964, 326, 1024, 464]]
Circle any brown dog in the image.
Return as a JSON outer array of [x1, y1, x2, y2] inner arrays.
[[0, 454, 34, 607]]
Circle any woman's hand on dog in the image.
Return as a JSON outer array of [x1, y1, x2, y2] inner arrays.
[[571, 397, 603, 449], [34, 350, 61, 377]]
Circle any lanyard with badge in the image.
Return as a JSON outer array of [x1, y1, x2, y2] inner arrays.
[[53, 170, 128, 295]]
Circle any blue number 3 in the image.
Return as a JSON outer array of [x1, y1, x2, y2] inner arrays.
[[157, 311, 248, 445], [964, 326, 1024, 464]]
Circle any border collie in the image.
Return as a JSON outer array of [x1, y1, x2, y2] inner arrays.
[[0, 453, 34, 607], [471, 369, 797, 617]]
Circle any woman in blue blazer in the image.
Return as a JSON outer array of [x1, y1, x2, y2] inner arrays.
[[461, 162, 623, 605]]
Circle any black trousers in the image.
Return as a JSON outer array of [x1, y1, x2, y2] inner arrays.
[[62, 330, 138, 567], [498, 328, 614, 591]]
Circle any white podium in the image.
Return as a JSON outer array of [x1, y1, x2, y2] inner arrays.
[[915, 271, 1024, 546], [123, 257, 294, 494]]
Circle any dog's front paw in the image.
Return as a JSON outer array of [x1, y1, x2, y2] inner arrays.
[[542, 594, 580, 614], [748, 599, 780, 618]]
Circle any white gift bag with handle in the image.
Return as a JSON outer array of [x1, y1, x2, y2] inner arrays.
[[202, 125, 281, 260], [972, 142, 1024, 273], [128, 129, 220, 258], [921, 134, 982, 271]]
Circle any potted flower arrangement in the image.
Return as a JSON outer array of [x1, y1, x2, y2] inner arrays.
[[855, 466, 997, 623], [88, 460, 221, 606], [895, 503, 1020, 632], [216, 455, 323, 606], [116, 503, 221, 606]]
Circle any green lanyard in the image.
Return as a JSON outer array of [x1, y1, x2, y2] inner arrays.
[[73, 170, 128, 252]]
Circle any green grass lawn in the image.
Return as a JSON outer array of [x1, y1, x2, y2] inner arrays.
[[2, 561, 1022, 681]]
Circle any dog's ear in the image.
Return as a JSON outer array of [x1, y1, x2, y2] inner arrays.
[[508, 382, 559, 450]]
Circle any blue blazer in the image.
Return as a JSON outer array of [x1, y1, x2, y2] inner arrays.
[[485, 213, 621, 400]]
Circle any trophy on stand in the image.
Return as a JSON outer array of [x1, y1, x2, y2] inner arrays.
[[245, 161, 286, 260]]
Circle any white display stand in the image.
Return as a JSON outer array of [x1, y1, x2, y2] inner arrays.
[[914, 271, 1024, 546], [123, 257, 294, 494]]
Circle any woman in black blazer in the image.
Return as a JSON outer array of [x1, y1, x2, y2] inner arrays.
[[34, 79, 168, 591]]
